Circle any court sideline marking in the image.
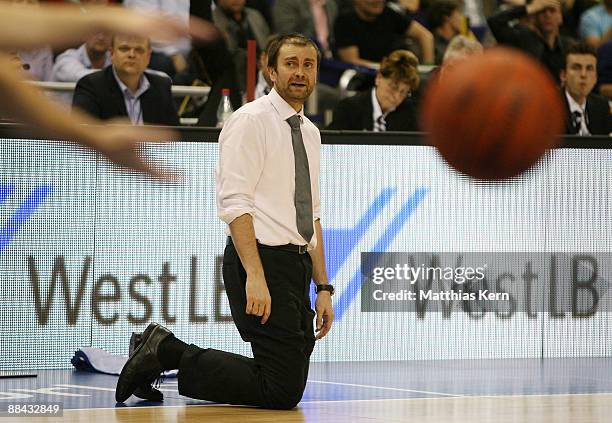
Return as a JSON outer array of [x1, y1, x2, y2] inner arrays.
[[307, 380, 462, 397]]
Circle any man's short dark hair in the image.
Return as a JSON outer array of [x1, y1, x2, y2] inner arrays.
[[266, 33, 321, 71], [563, 42, 597, 67], [427, 1, 460, 30]]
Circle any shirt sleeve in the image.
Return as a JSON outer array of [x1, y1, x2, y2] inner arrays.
[[216, 112, 266, 225], [487, 6, 529, 46], [334, 14, 357, 50], [51, 50, 97, 82], [312, 154, 321, 221], [579, 8, 605, 39], [391, 8, 410, 34]]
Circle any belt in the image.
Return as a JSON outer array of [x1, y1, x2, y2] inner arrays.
[[226, 237, 308, 254]]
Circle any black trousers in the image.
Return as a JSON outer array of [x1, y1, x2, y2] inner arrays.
[[177, 244, 316, 409]]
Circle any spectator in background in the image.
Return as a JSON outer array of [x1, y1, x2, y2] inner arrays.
[[246, 0, 275, 30], [596, 40, 612, 99], [578, 0, 612, 49], [72, 35, 179, 126], [213, 0, 270, 91], [335, 0, 434, 66], [560, 42, 611, 135], [427, 0, 466, 65], [123, 0, 191, 79], [327, 49, 420, 131], [17, 47, 53, 81], [52, 32, 112, 82], [441, 33, 483, 66], [273, 0, 338, 58], [10, 0, 54, 81], [487, 0, 574, 83], [432, 34, 483, 83], [255, 34, 282, 99]]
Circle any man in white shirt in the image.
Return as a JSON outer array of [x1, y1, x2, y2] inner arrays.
[[116, 34, 335, 410], [52, 32, 112, 83]]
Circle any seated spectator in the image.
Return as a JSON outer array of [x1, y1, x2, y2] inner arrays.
[[212, 0, 271, 90], [273, 0, 338, 58], [428, 0, 467, 65], [255, 35, 281, 99], [596, 40, 612, 99], [560, 0, 591, 39], [10, 0, 53, 81], [123, 0, 191, 79], [17, 47, 53, 81], [72, 35, 179, 126], [246, 0, 275, 30], [578, 0, 612, 49], [335, 0, 435, 66], [327, 49, 420, 131], [52, 32, 112, 82], [560, 42, 611, 135], [421, 35, 483, 97], [441, 34, 483, 66], [487, 0, 575, 83]]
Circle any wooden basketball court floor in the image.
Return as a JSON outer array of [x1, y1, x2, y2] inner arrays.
[[2, 358, 612, 422]]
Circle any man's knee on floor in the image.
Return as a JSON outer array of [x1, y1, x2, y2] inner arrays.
[[266, 383, 304, 410]]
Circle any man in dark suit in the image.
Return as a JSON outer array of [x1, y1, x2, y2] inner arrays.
[[72, 34, 179, 126], [327, 49, 419, 131], [560, 42, 612, 136]]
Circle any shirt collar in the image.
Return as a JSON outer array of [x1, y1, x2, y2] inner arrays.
[[565, 89, 586, 112], [371, 87, 383, 122], [268, 87, 305, 122], [112, 66, 150, 99], [371, 87, 395, 121], [564, 90, 586, 113]]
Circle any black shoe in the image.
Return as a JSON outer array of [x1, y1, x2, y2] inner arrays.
[[128, 324, 163, 402], [116, 323, 172, 403]]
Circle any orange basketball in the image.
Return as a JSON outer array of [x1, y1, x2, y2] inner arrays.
[[420, 47, 564, 180]]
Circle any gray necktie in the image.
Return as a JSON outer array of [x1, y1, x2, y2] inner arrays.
[[286, 115, 314, 244]]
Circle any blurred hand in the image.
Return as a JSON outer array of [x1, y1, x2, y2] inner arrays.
[[81, 120, 180, 179], [96, 6, 221, 44]]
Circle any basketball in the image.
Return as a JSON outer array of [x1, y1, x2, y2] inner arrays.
[[420, 47, 564, 180]]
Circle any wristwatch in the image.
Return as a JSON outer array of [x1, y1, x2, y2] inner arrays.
[[315, 284, 335, 296]]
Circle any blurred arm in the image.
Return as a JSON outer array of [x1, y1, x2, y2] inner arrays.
[[0, 54, 177, 177], [0, 4, 211, 50], [52, 49, 99, 83], [407, 20, 434, 65], [337, 46, 380, 67]]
